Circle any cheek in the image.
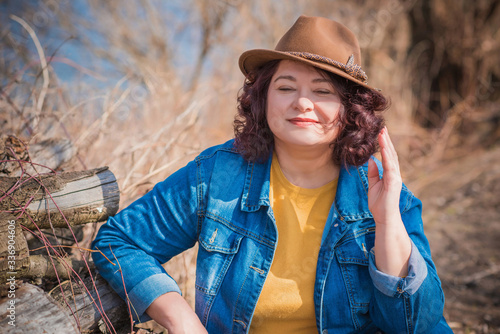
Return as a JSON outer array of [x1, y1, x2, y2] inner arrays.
[[266, 95, 285, 122], [318, 101, 342, 124]]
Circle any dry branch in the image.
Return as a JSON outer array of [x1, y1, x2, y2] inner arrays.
[[0, 166, 119, 230]]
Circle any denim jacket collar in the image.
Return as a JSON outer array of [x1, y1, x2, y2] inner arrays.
[[240, 157, 272, 212], [240, 151, 375, 222]]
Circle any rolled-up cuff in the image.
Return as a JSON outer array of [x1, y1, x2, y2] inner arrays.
[[127, 273, 182, 322], [369, 240, 428, 297]]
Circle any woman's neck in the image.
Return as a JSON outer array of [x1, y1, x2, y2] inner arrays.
[[273, 142, 339, 189]]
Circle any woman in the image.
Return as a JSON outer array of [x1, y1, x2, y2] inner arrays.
[[92, 15, 452, 333]]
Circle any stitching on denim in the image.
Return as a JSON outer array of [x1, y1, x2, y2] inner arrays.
[[356, 165, 369, 196], [195, 251, 236, 296], [404, 296, 413, 333], [340, 260, 363, 328], [318, 243, 334, 331], [333, 200, 345, 222], [232, 250, 260, 332], [201, 211, 274, 248], [337, 252, 371, 309], [194, 145, 240, 163], [319, 225, 351, 330], [214, 252, 235, 293], [196, 159, 203, 236], [244, 162, 255, 209], [195, 284, 213, 294], [336, 227, 375, 245], [200, 293, 215, 325], [333, 166, 373, 221], [338, 256, 369, 265]]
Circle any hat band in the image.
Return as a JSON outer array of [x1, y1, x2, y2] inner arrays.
[[285, 51, 368, 83]]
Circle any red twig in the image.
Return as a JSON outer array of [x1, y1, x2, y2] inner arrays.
[[109, 245, 136, 334]]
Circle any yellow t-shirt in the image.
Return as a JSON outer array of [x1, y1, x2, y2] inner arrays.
[[250, 154, 337, 333]]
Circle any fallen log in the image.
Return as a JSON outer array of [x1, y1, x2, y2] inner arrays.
[[0, 276, 130, 333], [0, 166, 120, 230], [0, 283, 80, 333], [49, 274, 129, 333], [26, 254, 91, 280], [0, 166, 119, 283], [0, 212, 92, 286]]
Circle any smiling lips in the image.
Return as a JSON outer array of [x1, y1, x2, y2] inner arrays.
[[288, 117, 320, 126]]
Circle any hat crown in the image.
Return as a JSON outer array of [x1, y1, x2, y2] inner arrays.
[[238, 15, 371, 88], [275, 15, 362, 67]]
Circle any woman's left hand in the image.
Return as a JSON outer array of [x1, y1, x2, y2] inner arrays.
[[367, 127, 403, 225], [367, 127, 411, 277]]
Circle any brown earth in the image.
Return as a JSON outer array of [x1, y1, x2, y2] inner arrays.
[[409, 147, 500, 333]]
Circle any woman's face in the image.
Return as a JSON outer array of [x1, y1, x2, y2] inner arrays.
[[266, 60, 342, 151]]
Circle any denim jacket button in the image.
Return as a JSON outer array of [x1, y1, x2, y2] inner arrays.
[[322, 330, 328, 334]]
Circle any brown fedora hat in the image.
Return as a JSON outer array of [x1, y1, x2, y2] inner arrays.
[[239, 15, 373, 89]]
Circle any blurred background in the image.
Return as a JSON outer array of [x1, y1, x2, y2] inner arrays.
[[1, 0, 499, 333]]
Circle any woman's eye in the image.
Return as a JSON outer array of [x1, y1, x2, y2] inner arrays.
[[315, 90, 331, 95], [278, 87, 294, 91]]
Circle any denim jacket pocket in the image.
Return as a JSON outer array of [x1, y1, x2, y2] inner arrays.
[[196, 218, 244, 296], [335, 227, 375, 329]]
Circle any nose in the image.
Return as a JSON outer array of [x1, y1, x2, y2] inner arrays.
[[295, 96, 314, 113]]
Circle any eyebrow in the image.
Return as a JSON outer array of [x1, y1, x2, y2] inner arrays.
[[274, 75, 296, 82], [273, 75, 331, 84]]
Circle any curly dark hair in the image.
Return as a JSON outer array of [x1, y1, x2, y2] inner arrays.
[[233, 60, 389, 167]]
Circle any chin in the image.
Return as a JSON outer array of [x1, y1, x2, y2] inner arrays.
[[279, 136, 332, 148]]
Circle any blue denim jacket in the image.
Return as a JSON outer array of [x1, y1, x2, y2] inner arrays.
[[92, 139, 452, 333]]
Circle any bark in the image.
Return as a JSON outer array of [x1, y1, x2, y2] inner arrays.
[[0, 213, 91, 285], [0, 277, 129, 333], [0, 166, 120, 230], [0, 283, 80, 333], [49, 274, 129, 333]]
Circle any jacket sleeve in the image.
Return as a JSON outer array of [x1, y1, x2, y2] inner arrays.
[[91, 159, 200, 323], [367, 187, 453, 333]]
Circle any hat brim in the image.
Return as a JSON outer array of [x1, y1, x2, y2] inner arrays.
[[239, 49, 375, 90]]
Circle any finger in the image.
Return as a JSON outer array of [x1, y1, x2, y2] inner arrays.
[[380, 144, 394, 174], [383, 127, 397, 153], [380, 128, 395, 160], [380, 128, 400, 174], [380, 144, 400, 187], [367, 157, 380, 189]]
